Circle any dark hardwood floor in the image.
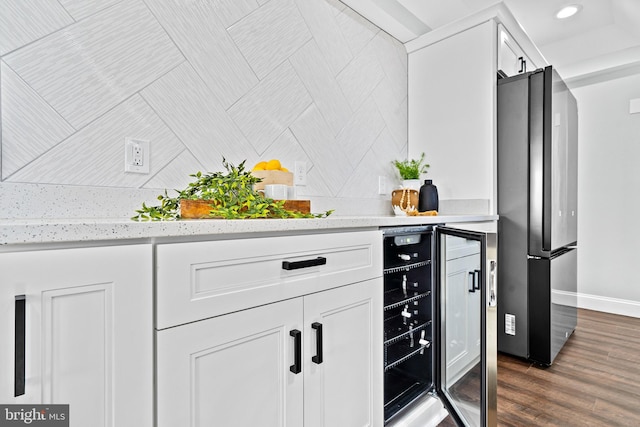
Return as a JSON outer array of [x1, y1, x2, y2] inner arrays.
[[440, 308, 640, 426]]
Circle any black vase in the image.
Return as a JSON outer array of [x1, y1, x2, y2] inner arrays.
[[419, 180, 439, 212]]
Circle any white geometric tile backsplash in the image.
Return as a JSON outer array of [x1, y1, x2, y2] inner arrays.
[[0, 0, 408, 218]]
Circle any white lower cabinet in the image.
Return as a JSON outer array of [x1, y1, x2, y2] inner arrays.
[[304, 279, 383, 427], [157, 297, 304, 426], [0, 245, 153, 427], [444, 238, 482, 385], [157, 278, 383, 427]]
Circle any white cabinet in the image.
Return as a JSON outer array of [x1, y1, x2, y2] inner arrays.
[[444, 237, 481, 385], [155, 231, 384, 427], [407, 4, 547, 214], [304, 280, 383, 427], [408, 21, 497, 211], [157, 297, 304, 426], [0, 245, 153, 427], [157, 278, 382, 427], [498, 24, 537, 77]]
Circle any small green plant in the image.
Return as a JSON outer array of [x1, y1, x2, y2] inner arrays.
[[132, 158, 333, 221], [392, 152, 430, 180]]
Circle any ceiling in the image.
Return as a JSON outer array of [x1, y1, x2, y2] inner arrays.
[[342, 0, 640, 82]]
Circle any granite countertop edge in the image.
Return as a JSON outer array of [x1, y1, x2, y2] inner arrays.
[[0, 214, 498, 246]]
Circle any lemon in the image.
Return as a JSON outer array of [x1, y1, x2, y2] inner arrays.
[[265, 159, 281, 170], [252, 161, 267, 171]]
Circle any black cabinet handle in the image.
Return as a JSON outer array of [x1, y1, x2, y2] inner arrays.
[[311, 322, 323, 364], [15, 295, 26, 397], [290, 329, 301, 374], [518, 57, 527, 73], [468, 271, 476, 293], [474, 269, 481, 290], [282, 257, 326, 271]]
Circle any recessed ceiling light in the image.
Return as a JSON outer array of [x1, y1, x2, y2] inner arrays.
[[556, 4, 583, 19]]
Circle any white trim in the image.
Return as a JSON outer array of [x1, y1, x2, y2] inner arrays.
[[554, 290, 640, 319]]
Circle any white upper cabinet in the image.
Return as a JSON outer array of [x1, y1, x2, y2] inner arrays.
[[406, 3, 547, 215], [408, 20, 497, 211], [498, 24, 537, 77]]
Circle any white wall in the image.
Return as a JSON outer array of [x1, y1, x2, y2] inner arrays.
[[570, 72, 640, 316], [0, 0, 408, 218]]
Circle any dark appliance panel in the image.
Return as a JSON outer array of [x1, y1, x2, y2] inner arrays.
[[382, 227, 434, 423], [529, 248, 578, 365]]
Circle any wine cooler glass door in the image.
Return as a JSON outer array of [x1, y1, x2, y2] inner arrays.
[[435, 227, 497, 427]]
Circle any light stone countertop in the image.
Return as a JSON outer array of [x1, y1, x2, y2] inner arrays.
[[0, 214, 497, 247]]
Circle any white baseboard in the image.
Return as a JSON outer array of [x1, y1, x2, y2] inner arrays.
[[554, 290, 640, 318]]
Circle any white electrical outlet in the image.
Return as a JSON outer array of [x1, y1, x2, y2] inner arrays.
[[294, 161, 307, 185], [125, 138, 150, 174], [378, 176, 387, 195]]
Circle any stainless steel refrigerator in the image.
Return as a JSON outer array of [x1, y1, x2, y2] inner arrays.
[[497, 66, 578, 366]]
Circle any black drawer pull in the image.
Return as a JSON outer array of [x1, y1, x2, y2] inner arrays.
[[468, 271, 476, 293], [474, 269, 481, 290], [290, 329, 302, 374], [311, 322, 323, 364], [15, 295, 26, 397], [282, 257, 326, 270]]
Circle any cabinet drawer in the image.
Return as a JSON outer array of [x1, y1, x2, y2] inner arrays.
[[156, 230, 382, 329]]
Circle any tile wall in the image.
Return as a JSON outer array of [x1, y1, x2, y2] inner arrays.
[[0, 0, 408, 218]]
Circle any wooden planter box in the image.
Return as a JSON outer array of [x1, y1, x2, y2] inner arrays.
[[179, 199, 311, 219]]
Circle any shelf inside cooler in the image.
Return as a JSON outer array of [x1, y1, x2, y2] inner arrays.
[[384, 317, 432, 346], [385, 338, 432, 371], [384, 260, 430, 275], [384, 289, 431, 311], [384, 369, 432, 422]]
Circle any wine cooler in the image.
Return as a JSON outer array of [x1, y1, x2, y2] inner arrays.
[[383, 226, 434, 422], [382, 225, 498, 427]]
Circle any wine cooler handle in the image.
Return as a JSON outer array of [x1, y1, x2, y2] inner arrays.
[[474, 269, 481, 290], [282, 257, 326, 270], [15, 295, 26, 397], [468, 271, 476, 293], [311, 322, 323, 364], [289, 329, 302, 374], [488, 260, 497, 307]]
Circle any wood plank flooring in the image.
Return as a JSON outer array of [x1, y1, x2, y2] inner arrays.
[[440, 308, 640, 426]]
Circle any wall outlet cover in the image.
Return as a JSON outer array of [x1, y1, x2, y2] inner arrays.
[[294, 161, 307, 186], [124, 138, 150, 174]]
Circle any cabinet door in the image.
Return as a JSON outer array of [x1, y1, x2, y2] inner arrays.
[[0, 245, 153, 427], [498, 25, 536, 76], [304, 278, 383, 427], [444, 252, 481, 385], [157, 298, 304, 427]]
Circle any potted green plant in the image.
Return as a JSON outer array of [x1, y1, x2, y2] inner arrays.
[[392, 152, 430, 190]]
